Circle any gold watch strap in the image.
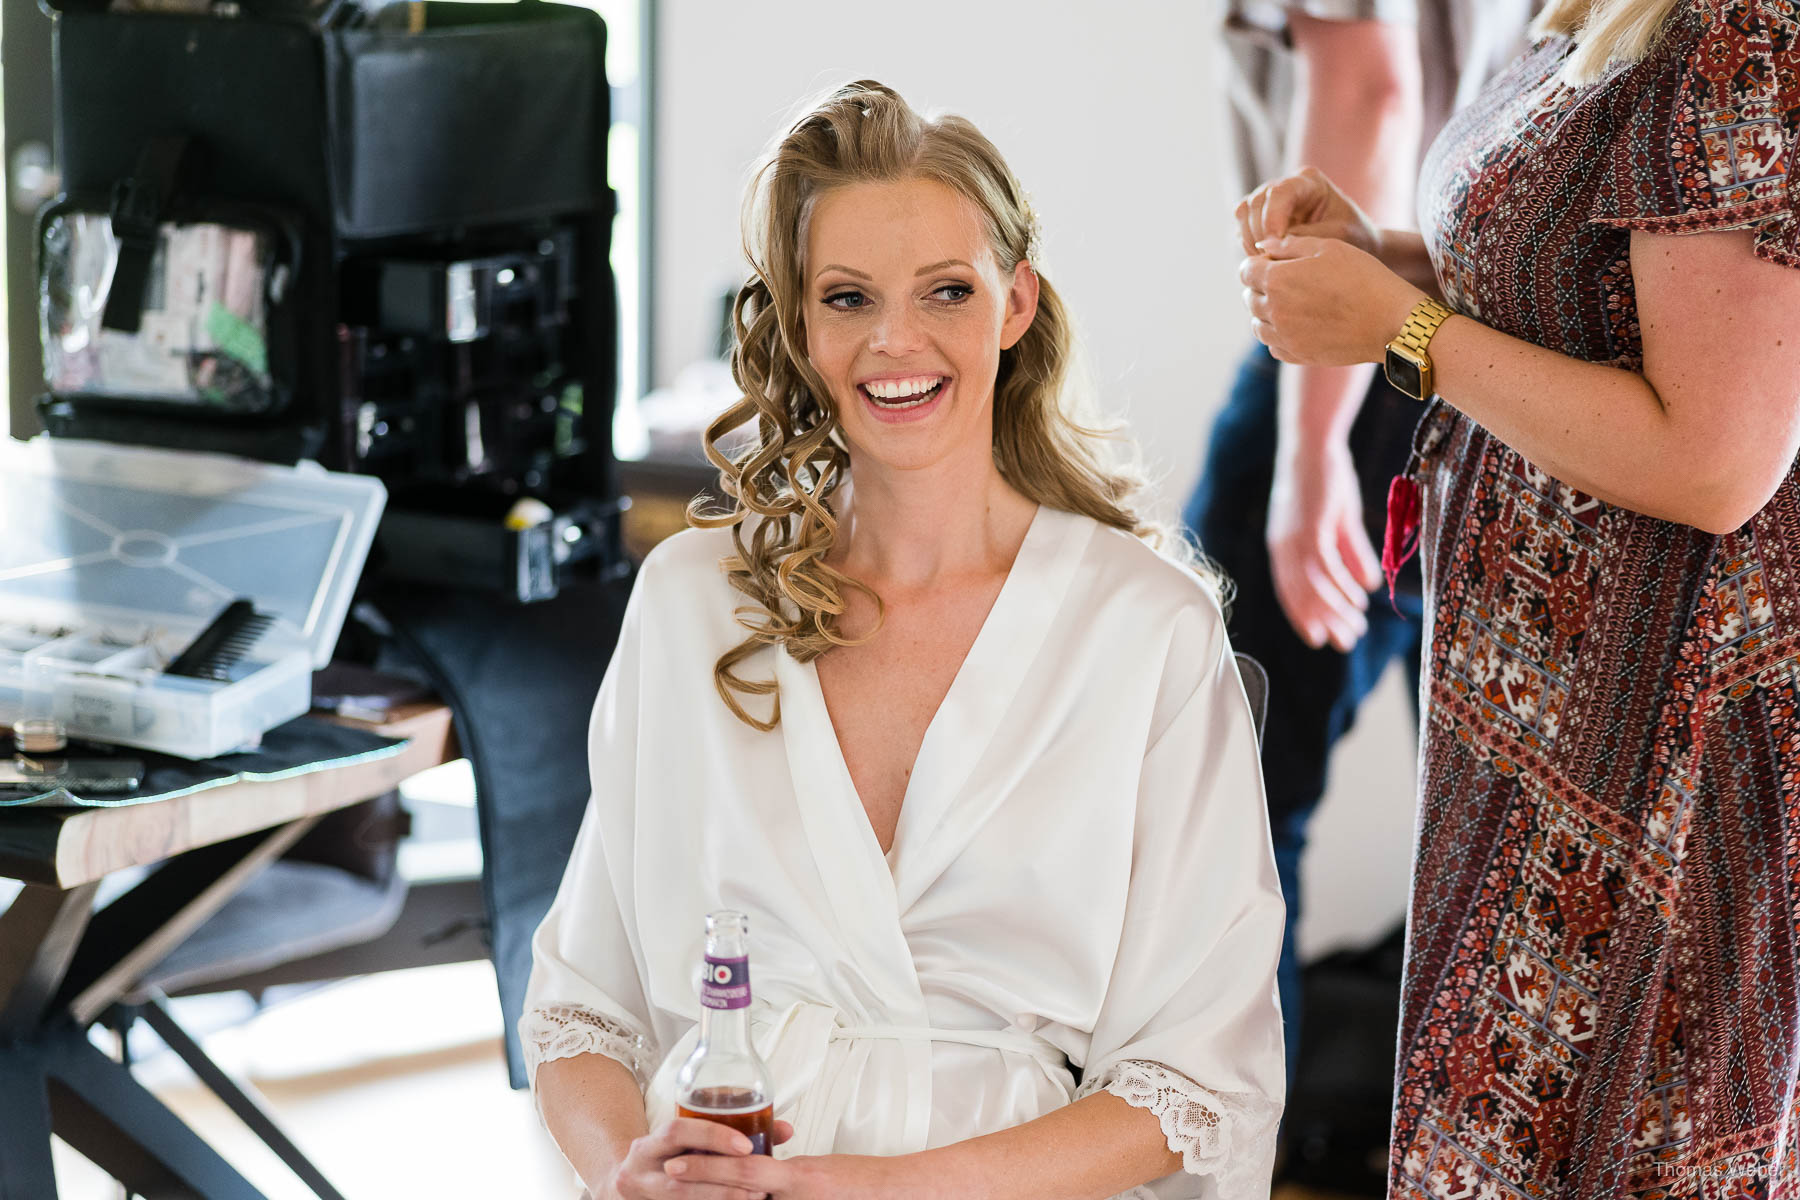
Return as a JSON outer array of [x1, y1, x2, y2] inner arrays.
[[1391, 298, 1455, 360]]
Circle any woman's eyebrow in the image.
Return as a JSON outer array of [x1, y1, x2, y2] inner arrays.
[[815, 264, 872, 281], [915, 258, 973, 276]]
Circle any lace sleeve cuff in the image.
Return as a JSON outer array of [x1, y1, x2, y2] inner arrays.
[[519, 1003, 657, 1092], [1078, 1059, 1281, 1200]]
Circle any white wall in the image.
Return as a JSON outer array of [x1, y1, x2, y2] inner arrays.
[[654, 0, 1417, 959]]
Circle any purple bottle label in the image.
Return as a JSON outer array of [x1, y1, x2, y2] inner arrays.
[[700, 955, 751, 1010]]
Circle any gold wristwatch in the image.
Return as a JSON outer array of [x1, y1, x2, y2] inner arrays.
[[1383, 298, 1455, 402]]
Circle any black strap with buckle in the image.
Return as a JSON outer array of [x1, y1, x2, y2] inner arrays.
[[101, 136, 190, 334]]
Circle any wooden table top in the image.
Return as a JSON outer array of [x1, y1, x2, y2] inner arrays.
[[0, 703, 458, 890]]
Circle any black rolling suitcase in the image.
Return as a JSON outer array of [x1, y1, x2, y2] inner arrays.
[[1279, 922, 1407, 1196]]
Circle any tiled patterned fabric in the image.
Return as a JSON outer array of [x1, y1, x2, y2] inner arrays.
[[1402, 3, 1800, 1197]]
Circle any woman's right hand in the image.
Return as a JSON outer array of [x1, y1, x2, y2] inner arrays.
[[605, 1118, 782, 1200], [1236, 166, 1382, 260], [1267, 431, 1382, 651]]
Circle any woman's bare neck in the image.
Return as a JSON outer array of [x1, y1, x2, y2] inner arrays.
[[832, 459, 1038, 593]]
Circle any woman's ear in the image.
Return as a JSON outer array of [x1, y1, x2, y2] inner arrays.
[[999, 258, 1040, 351]]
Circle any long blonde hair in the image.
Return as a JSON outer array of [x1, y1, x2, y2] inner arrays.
[[689, 80, 1195, 730], [1534, 0, 1686, 85]]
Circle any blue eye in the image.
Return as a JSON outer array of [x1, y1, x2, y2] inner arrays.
[[824, 291, 868, 310], [932, 284, 974, 302]]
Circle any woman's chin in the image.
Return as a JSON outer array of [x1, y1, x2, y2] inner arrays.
[[840, 379, 1003, 477]]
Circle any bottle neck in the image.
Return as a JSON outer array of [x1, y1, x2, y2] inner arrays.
[[696, 1003, 754, 1053]]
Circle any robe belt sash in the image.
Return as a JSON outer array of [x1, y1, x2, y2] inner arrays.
[[650, 1000, 1072, 1156], [781, 1002, 1070, 1155]]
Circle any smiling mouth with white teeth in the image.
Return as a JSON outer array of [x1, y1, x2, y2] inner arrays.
[[859, 375, 947, 409]]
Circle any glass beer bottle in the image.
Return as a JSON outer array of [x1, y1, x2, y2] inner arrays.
[[673, 909, 776, 1154]]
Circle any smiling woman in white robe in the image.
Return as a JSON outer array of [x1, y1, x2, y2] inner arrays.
[[525, 503, 1284, 1199], [523, 80, 1284, 1200]]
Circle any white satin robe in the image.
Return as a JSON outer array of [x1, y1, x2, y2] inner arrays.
[[522, 505, 1286, 1200]]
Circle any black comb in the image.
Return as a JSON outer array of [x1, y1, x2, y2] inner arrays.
[[164, 599, 276, 681]]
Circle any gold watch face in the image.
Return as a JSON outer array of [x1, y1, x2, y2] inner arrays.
[[1385, 344, 1429, 399]]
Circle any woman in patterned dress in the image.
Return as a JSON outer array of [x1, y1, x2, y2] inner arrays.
[[1238, 0, 1800, 1196]]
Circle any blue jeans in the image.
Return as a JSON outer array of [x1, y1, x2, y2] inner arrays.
[[1184, 344, 1424, 1094]]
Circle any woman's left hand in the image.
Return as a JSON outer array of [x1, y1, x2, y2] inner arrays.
[[1241, 235, 1426, 366], [664, 1149, 909, 1200]]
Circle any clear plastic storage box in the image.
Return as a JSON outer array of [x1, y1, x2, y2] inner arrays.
[[0, 437, 386, 758]]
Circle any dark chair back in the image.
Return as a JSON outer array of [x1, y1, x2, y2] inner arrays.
[[1235, 652, 1270, 746]]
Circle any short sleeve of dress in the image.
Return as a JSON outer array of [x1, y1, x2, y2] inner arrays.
[[1586, 0, 1800, 267]]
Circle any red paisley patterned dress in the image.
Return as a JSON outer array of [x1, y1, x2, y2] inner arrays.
[[1399, 3, 1800, 1198]]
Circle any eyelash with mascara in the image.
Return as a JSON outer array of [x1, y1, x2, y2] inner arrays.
[[822, 284, 974, 310]]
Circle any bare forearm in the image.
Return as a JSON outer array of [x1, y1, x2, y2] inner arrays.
[[1253, 218, 1800, 538], [1354, 229, 1800, 532], [1284, 364, 1377, 451], [896, 1092, 1180, 1200], [1426, 316, 1734, 528], [537, 1054, 650, 1196], [1289, 16, 1419, 228], [1286, 14, 1420, 444], [1375, 229, 1443, 296]]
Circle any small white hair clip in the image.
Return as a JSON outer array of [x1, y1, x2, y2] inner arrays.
[[1022, 192, 1045, 268]]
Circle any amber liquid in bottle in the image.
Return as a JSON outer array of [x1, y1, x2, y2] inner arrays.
[[673, 911, 775, 1155], [676, 1086, 775, 1154]]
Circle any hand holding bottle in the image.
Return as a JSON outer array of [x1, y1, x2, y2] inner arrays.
[[614, 908, 790, 1199], [605, 1116, 795, 1200]]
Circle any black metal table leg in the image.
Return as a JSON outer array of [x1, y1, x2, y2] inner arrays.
[[0, 1051, 59, 1200], [139, 999, 348, 1200], [43, 1024, 269, 1199], [0, 817, 332, 1200], [0, 880, 99, 1038]]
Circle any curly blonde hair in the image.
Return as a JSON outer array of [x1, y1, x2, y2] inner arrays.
[[690, 80, 1202, 729]]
